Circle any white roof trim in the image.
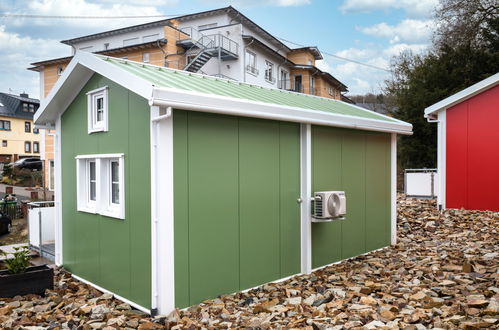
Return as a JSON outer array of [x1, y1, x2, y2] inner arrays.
[[424, 72, 499, 117], [151, 87, 413, 135], [35, 52, 412, 134]]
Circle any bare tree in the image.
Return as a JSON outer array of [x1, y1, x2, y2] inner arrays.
[[434, 0, 499, 48]]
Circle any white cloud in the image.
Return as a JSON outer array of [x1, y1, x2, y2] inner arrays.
[[6, 0, 166, 29], [275, 0, 311, 5], [0, 25, 68, 97], [339, 0, 438, 18], [203, 0, 311, 7], [358, 19, 434, 43], [383, 43, 428, 57]]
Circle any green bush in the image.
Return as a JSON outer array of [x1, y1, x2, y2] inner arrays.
[[1, 246, 30, 274]]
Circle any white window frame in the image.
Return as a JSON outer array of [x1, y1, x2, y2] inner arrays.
[[142, 52, 150, 63], [76, 154, 125, 219], [48, 160, 55, 191], [87, 86, 108, 134], [265, 60, 275, 83], [245, 50, 258, 76]]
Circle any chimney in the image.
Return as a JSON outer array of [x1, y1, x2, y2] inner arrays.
[[20, 92, 29, 98]]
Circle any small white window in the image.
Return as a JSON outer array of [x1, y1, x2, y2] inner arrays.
[[76, 154, 125, 219], [57, 65, 64, 76], [198, 23, 217, 30], [87, 86, 108, 134], [265, 61, 275, 83], [143, 34, 159, 43], [245, 50, 258, 76], [123, 37, 139, 47], [142, 52, 150, 63]]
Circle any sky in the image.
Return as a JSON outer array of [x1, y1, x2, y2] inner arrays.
[[0, 0, 438, 98]]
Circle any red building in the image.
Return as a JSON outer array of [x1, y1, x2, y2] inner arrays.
[[425, 73, 499, 212]]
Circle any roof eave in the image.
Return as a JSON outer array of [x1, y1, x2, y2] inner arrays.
[[424, 72, 499, 117], [151, 87, 413, 135]]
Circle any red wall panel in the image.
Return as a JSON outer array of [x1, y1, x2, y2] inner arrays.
[[446, 84, 499, 211], [446, 102, 468, 209]]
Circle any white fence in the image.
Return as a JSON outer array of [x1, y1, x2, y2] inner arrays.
[[27, 202, 55, 259], [404, 169, 438, 198]]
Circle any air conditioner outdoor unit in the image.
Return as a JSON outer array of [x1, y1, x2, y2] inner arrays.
[[312, 191, 346, 221]]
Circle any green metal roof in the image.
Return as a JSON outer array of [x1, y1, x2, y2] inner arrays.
[[103, 57, 397, 123]]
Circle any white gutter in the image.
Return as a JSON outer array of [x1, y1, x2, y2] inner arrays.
[[150, 88, 413, 135]]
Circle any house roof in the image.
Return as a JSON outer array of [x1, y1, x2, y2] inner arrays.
[[60, 6, 289, 52], [288, 47, 323, 60], [35, 52, 412, 135], [28, 39, 168, 71], [242, 35, 294, 65], [424, 72, 499, 118], [0, 92, 39, 120]]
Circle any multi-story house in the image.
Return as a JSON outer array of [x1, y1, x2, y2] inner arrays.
[[0, 92, 41, 163], [29, 6, 348, 191]]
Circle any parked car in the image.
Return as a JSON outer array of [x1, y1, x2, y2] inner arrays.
[[11, 158, 43, 171]]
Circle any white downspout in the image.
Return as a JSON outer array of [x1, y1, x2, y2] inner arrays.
[[300, 124, 312, 274], [390, 133, 397, 245], [150, 105, 175, 316], [426, 111, 445, 210]]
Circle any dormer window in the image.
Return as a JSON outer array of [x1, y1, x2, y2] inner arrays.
[[29, 104, 35, 112], [23, 103, 28, 112], [87, 86, 108, 134]]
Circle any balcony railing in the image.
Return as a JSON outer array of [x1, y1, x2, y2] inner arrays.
[[246, 65, 259, 76]]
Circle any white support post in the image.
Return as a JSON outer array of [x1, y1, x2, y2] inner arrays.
[[390, 133, 397, 245], [300, 124, 312, 274], [150, 106, 175, 316], [54, 116, 63, 265], [437, 110, 446, 210]]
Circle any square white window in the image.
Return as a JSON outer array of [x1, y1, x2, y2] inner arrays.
[[87, 86, 108, 134], [76, 154, 125, 219]]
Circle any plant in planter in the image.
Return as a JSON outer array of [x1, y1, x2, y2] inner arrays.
[[0, 246, 53, 298]]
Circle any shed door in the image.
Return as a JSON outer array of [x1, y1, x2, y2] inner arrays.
[[173, 110, 301, 308]]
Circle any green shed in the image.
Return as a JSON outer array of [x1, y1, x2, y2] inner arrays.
[[34, 52, 412, 315]]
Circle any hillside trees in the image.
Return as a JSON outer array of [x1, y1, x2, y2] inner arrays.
[[386, 0, 499, 169]]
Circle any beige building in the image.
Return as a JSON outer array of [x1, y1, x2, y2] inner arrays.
[[0, 92, 41, 163]]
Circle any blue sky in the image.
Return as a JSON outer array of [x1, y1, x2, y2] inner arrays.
[[0, 0, 438, 98]]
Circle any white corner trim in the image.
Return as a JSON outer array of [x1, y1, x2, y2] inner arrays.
[[437, 110, 446, 209], [390, 133, 397, 245], [300, 124, 312, 274], [72, 274, 150, 314], [54, 116, 63, 266], [150, 106, 175, 316], [425, 72, 499, 116]]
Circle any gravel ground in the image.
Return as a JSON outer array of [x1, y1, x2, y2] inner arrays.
[[0, 196, 497, 329]]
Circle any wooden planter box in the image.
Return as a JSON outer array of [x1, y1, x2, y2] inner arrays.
[[0, 265, 54, 297]]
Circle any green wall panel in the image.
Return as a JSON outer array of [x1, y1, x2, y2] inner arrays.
[[311, 126, 391, 268], [311, 127, 343, 268], [61, 74, 151, 309], [365, 133, 391, 251], [173, 111, 190, 309], [173, 111, 301, 307], [279, 123, 301, 277], [341, 131, 366, 259], [239, 118, 280, 289], [187, 112, 240, 305]]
